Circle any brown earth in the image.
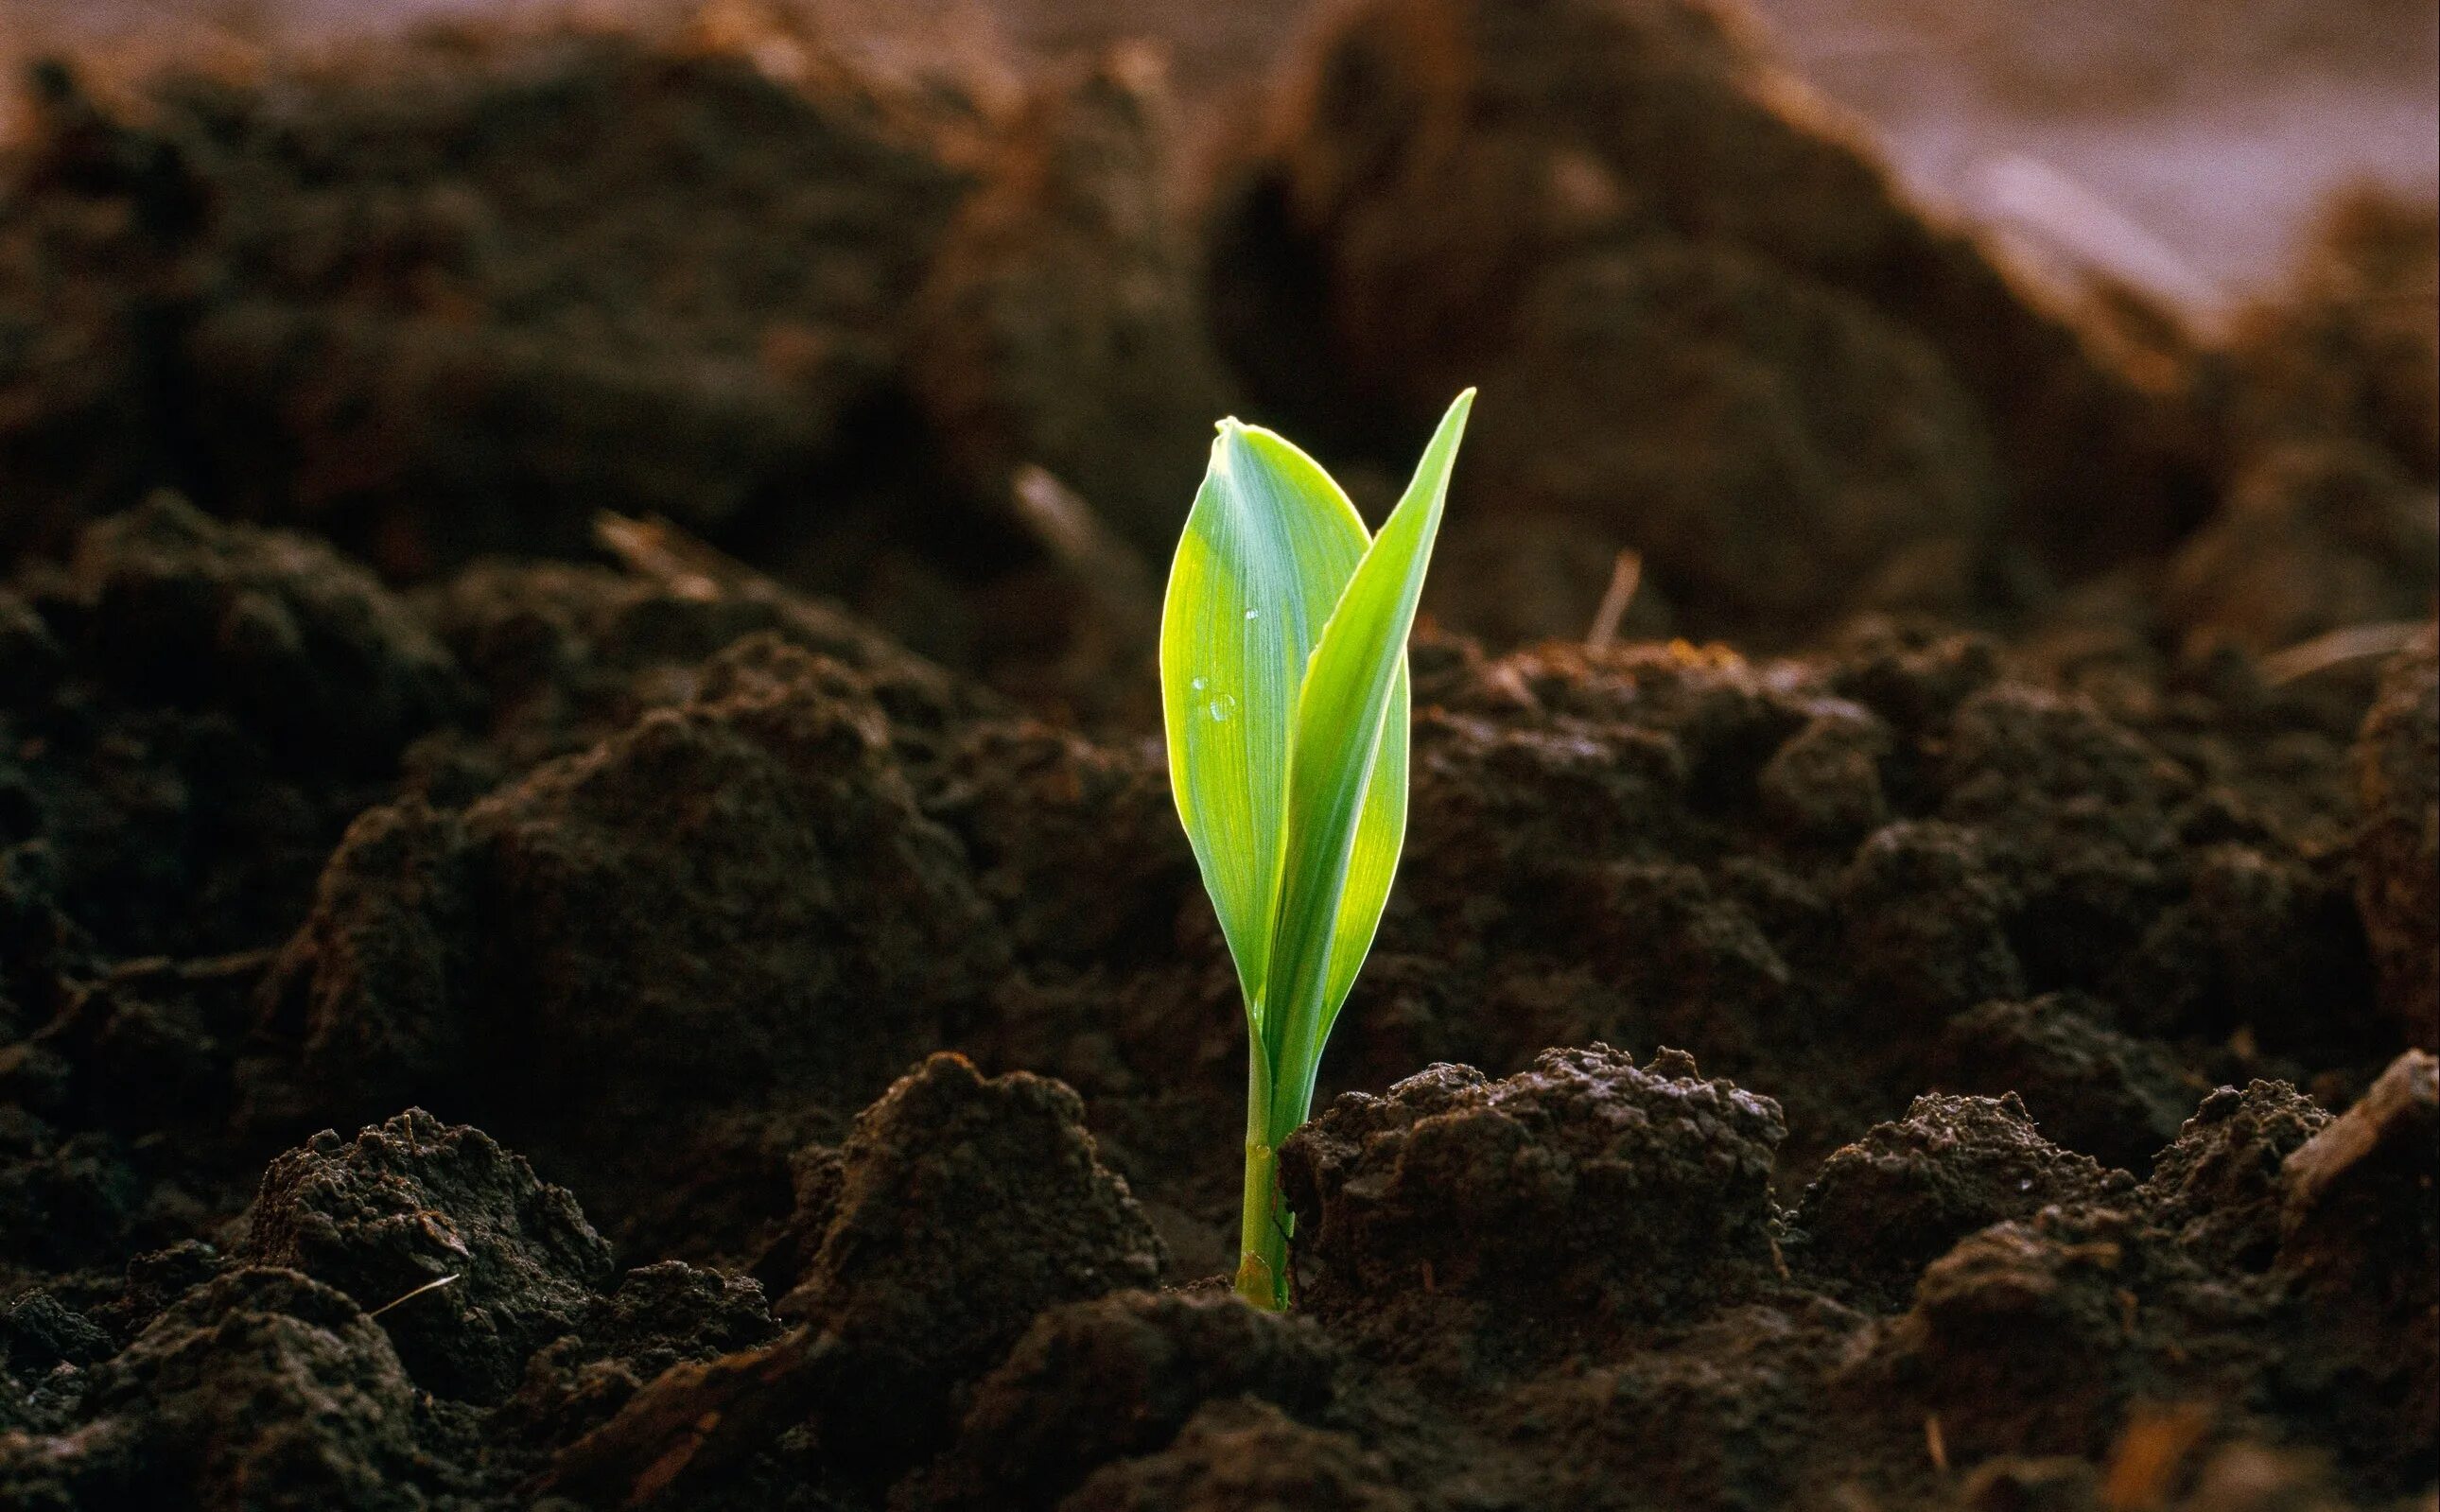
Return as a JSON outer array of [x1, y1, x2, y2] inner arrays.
[[0, 4, 2434, 1511]]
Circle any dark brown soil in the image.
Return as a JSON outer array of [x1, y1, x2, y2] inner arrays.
[[1, 4, 2433, 1510]]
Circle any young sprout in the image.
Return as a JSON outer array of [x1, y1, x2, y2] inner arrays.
[[1160, 390, 1474, 1309]]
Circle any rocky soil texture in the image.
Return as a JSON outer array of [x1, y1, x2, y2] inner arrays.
[[0, 3, 2433, 1510]]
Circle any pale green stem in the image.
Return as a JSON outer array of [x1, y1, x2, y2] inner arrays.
[[1235, 1027, 1292, 1309]]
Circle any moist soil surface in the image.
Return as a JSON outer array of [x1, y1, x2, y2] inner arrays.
[[1, 4, 2435, 1510]]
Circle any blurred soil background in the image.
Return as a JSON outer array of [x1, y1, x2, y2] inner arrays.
[[7, 0, 2432, 314]]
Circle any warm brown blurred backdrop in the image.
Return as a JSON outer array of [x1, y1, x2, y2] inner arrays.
[[7, 0, 2432, 316]]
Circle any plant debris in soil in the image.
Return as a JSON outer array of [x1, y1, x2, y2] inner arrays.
[[0, 2, 2433, 1510]]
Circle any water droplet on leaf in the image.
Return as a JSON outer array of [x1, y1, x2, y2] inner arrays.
[[1205, 694, 1238, 722]]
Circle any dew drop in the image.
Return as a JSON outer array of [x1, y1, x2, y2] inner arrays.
[[1204, 693, 1238, 722], [1189, 677, 1208, 692], [1244, 607, 1261, 620]]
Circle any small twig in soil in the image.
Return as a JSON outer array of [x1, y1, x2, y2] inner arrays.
[[2099, 1400, 2212, 1509], [1011, 463, 1161, 645], [594, 512, 764, 602], [2258, 619, 2430, 686], [1584, 548, 1642, 652], [1968, 151, 2223, 320], [2282, 1050, 2438, 1231], [367, 1273, 459, 1319]]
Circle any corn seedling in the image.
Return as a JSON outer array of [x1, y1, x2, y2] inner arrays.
[[1160, 390, 1474, 1310]]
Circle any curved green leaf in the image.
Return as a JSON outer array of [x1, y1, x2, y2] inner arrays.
[[1263, 390, 1473, 1126], [1159, 421, 1368, 1027], [1323, 667, 1408, 1029]]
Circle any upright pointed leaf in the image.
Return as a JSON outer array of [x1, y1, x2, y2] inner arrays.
[[1159, 422, 1370, 1024], [1323, 666, 1407, 1023], [1263, 390, 1473, 1121]]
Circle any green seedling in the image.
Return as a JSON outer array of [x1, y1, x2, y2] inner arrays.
[[1160, 389, 1474, 1310]]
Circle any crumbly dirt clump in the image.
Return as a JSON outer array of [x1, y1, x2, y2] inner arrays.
[[1280, 1045, 1785, 1330], [239, 1107, 615, 1403]]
